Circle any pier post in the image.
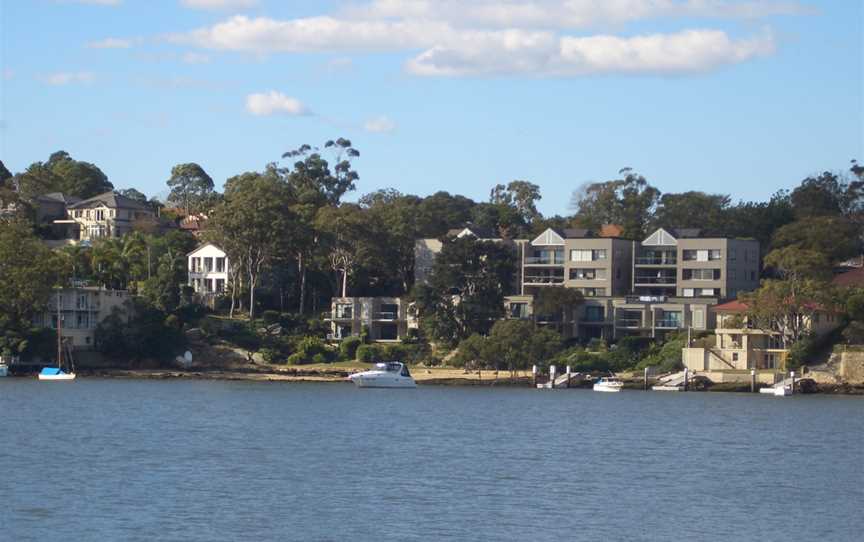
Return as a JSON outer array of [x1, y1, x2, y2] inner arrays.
[[750, 369, 756, 393], [566, 365, 571, 388], [532, 365, 537, 387], [550, 365, 557, 390], [684, 367, 689, 391], [643, 367, 649, 391], [790, 370, 796, 394]]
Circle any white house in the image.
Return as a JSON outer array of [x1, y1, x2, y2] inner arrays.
[[187, 243, 229, 295]]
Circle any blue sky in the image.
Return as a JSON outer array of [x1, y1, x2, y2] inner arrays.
[[0, 0, 860, 216]]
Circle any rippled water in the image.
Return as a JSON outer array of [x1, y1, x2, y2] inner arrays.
[[1, 380, 862, 541]]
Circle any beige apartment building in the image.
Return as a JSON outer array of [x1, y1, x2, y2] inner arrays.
[[327, 297, 412, 342], [683, 300, 841, 373], [55, 191, 156, 242], [32, 286, 131, 350]]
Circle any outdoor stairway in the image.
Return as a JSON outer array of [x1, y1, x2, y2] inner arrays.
[[652, 370, 686, 391]]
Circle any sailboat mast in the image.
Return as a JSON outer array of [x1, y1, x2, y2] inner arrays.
[[56, 291, 62, 370]]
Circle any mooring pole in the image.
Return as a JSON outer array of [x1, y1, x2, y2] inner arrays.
[[750, 369, 756, 393], [550, 365, 557, 390], [532, 365, 538, 387], [684, 367, 689, 391], [791, 370, 796, 395], [566, 365, 571, 388], [644, 367, 649, 391]]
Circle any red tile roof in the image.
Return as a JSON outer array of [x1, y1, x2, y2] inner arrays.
[[713, 300, 749, 312], [833, 267, 864, 288]]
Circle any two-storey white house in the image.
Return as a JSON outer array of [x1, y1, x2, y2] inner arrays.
[[187, 243, 229, 295]]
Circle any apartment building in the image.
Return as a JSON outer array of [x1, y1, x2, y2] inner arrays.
[[517, 227, 632, 297], [682, 300, 841, 373], [55, 191, 156, 242], [327, 297, 411, 341], [32, 286, 131, 350], [633, 228, 760, 299], [187, 243, 229, 296]]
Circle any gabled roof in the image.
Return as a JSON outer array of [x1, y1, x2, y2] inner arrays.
[[446, 225, 499, 239], [642, 227, 678, 246], [187, 242, 226, 258], [67, 191, 152, 211], [531, 228, 566, 246], [36, 192, 81, 205], [833, 267, 864, 288]]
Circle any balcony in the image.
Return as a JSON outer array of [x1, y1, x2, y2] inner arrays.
[[616, 318, 643, 328], [633, 276, 677, 285], [524, 276, 565, 285], [329, 310, 354, 320], [655, 318, 683, 329], [525, 256, 565, 265], [373, 311, 400, 320], [635, 257, 677, 265]]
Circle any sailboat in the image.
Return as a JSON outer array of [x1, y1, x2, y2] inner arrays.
[[39, 292, 76, 381]]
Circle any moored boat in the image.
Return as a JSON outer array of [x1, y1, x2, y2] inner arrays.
[[348, 362, 416, 388], [38, 367, 76, 381], [593, 376, 624, 393]]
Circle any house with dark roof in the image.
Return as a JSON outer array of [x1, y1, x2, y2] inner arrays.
[[55, 191, 156, 241]]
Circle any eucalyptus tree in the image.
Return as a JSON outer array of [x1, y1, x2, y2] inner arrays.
[[166, 163, 215, 215]]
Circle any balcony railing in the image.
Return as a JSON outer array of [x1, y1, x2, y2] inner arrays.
[[525, 257, 565, 265], [373, 311, 399, 320], [634, 276, 677, 284], [524, 276, 565, 284], [616, 318, 643, 328], [330, 311, 354, 320], [625, 295, 668, 304], [635, 257, 677, 265], [655, 319, 683, 329]]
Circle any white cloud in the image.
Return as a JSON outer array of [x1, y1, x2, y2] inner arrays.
[[180, 0, 259, 9], [168, 1, 806, 77], [40, 72, 95, 85], [182, 52, 211, 64], [407, 28, 776, 76], [245, 91, 310, 116], [87, 37, 132, 49], [346, 0, 812, 29], [365, 116, 397, 133]]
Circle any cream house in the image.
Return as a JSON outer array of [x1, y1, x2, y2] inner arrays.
[[683, 300, 842, 372], [56, 191, 156, 242], [187, 243, 229, 296], [33, 286, 131, 350]]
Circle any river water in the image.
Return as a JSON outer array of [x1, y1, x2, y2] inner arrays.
[[1, 380, 861, 541]]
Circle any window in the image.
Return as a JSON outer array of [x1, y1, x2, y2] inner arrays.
[[204, 258, 213, 272], [729, 248, 736, 261], [96, 209, 105, 221], [335, 304, 353, 319], [205, 279, 214, 293], [750, 271, 756, 281], [580, 288, 606, 297], [699, 288, 717, 296], [684, 269, 720, 281], [216, 257, 225, 272], [594, 249, 607, 260], [732, 353, 739, 361], [571, 249, 592, 262], [215, 279, 225, 293], [584, 306, 605, 322], [692, 309, 705, 329], [190, 257, 201, 272], [768, 335, 783, 349], [569, 268, 606, 280], [709, 250, 721, 260], [683, 288, 695, 297], [509, 303, 529, 319]]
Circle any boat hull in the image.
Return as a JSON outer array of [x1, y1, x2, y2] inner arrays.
[[760, 386, 791, 396], [348, 375, 416, 388], [38, 373, 76, 381], [593, 384, 622, 392]]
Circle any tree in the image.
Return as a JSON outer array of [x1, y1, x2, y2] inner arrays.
[[533, 286, 584, 333], [571, 168, 660, 239], [738, 279, 830, 350], [790, 171, 846, 219], [763, 246, 831, 282], [208, 169, 293, 319], [771, 216, 860, 265], [652, 192, 731, 234], [0, 160, 11, 185], [414, 237, 515, 346], [724, 191, 794, 248], [49, 152, 113, 199], [415, 191, 475, 238], [118, 188, 148, 204], [482, 319, 562, 375], [490, 180, 542, 225], [166, 163, 215, 215]]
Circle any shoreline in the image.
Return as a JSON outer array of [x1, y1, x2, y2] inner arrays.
[[5, 367, 862, 394]]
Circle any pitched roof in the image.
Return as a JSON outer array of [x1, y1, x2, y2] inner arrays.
[[36, 192, 81, 205], [833, 267, 864, 288], [713, 300, 749, 312], [67, 191, 152, 211], [446, 225, 499, 239]]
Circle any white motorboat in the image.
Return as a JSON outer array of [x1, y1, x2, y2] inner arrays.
[[760, 385, 792, 396], [593, 377, 624, 393], [348, 362, 416, 388]]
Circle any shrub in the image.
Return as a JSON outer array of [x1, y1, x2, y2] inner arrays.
[[287, 352, 307, 365], [295, 337, 328, 362], [312, 353, 328, 364], [340, 336, 363, 360], [261, 310, 281, 325], [586, 338, 607, 352], [260, 348, 282, 364], [356, 344, 381, 363]]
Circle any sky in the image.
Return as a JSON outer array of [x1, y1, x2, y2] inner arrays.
[[0, 0, 861, 216]]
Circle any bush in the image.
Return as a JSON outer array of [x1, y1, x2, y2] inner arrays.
[[312, 353, 328, 364], [356, 344, 381, 363], [260, 348, 282, 364], [287, 352, 307, 365], [261, 310, 281, 325], [340, 336, 362, 360], [586, 338, 607, 352]]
